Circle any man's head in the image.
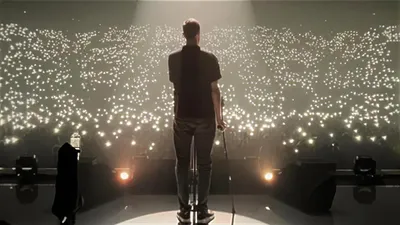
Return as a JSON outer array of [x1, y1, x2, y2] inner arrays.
[[183, 18, 200, 45]]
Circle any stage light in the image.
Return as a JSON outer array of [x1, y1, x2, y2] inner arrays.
[[11, 137, 19, 144], [131, 140, 136, 145], [370, 136, 376, 142], [355, 135, 362, 141], [215, 140, 220, 145], [294, 149, 299, 153], [120, 172, 129, 180], [264, 172, 273, 181], [329, 133, 334, 138], [307, 138, 314, 144], [70, 132, 81, 150], [115, 169, 133, 184], [331, 142, 339, 149], [289, 139, 294, 143], [15, 155, 38, 184], [353, 156, 376, 184]]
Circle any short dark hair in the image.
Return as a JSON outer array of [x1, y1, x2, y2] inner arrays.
[[182, 18, 200, 39]]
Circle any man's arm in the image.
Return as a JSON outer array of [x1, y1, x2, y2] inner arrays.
[[168, 54, 174, 83], [210, 54, 223, 125], [211, 81, 222, 123]]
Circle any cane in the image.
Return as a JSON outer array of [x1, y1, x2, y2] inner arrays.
[[217, 97, 236, 225]]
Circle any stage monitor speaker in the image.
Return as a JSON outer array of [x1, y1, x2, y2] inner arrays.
[[274, 158, 336, 213], [211, 158, 265, 194], [15, 156, 38, 184], [77, 161, 119, 212], [130, 158, 176, 194]]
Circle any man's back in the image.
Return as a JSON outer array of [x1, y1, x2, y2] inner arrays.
[[168, 45, 221, 119]]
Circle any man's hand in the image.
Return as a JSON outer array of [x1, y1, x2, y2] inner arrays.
[[217, 119, 227, 131]]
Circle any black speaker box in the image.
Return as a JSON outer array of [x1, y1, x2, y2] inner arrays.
[[15, 156, 38, 183], [130, 158, 177, 194], [274, 158, 337, 213], [211, 158, 265, 194]]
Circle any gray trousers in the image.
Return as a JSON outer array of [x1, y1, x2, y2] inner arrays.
[[173, 117, 216, 211]]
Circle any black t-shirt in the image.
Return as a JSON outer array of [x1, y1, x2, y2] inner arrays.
[[168, 45, 221, 119]]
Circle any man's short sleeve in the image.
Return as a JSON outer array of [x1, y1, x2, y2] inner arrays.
[[210, 54, 222, 82], [168, 54, 176, 83]]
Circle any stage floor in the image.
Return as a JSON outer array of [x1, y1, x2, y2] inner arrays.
[[0, 185, 399, 225]]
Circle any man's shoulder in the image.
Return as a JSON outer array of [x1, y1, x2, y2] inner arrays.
[[169, 48, 217, 60], [169, 49, 182, 59], [200, 49, 218, 62], [200, 48, 216, 57]]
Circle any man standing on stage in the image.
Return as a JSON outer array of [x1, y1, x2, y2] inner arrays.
[[168, 18, 226, 224]]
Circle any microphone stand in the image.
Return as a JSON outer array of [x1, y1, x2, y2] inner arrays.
[[191, 136, 197, 224], [218, 97, 236, 225], [189, 97, 235, 225]]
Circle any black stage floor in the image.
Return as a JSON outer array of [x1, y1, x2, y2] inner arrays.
[[0, 185, 399, 225]]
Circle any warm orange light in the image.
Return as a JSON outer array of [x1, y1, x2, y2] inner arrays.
[[264, 172, 273, 181], [120, 171, 130, 180]]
